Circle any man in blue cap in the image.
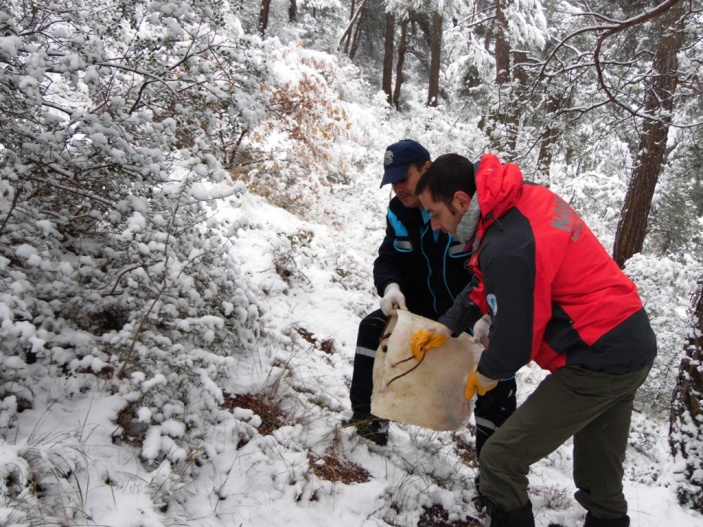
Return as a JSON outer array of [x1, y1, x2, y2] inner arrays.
[[347, 140, 516, 460]]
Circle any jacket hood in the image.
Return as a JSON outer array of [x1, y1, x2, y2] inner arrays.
[[475, 153, 523, 220]]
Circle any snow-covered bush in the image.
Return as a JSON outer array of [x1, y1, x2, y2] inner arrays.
[[624, 254, 703, 413], [0, 1, 270, 514], [232, 43, 367, 218]]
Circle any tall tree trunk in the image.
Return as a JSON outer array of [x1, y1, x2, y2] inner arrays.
[[486, 0, 516, 158], [494, 0, 509, 85], [427, 13, 442, 107], [341, 0, 356, 53], [258, 0, 271, 36], [670, 279, 703, 512], [348, 3, 367, 60], [613, 6, 685, 267], [536, 93, 561, 182], [503, 49, 529, 154], [382, 13, 395, 105], [393, 17, 409, 110], [339, 0, 367, 57], [288, 0, 297, 22]]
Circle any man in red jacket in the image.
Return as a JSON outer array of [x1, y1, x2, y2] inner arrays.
[[411, 153, 656, 527]]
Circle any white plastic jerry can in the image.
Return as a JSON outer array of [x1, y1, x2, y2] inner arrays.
[[371, 310, 481, 431]]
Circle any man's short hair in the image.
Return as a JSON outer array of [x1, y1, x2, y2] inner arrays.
[[415, 153, 476, 202]]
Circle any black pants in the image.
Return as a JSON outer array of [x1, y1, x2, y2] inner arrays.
[[349, 309, 388, 419], [474, 376, 517, 456], [349, 309, 517, 458]]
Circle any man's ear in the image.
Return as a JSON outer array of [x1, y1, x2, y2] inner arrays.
[[453, 191, 472, 213]]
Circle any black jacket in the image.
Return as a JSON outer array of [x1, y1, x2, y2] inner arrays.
[[373, 197, 473, 321]]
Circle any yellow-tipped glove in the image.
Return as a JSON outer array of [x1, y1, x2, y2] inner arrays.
[[464, 370, 498, 399], [410, 324, 451, 361]]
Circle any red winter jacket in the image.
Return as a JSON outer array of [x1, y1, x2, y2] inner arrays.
[[440, 154, 657, 380]]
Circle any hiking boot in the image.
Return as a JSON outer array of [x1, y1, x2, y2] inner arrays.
[[584, 513, 630, 527], [344, 414, 389, 446], [471, 471, 487, 512], [471, 493, 487, 513], [484, 500, 535, 527]]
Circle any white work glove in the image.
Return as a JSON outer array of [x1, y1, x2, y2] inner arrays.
[[472, 314, 491, 348], [380, 283, 407, 316]]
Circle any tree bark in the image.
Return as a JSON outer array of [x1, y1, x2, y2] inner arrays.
[[258, 0, 271, 36], [494, 0, 509, 85], [340, 0, 356, 53], [427, 13, 442, 107], [536, 93, 561, 182], [486, 0, 516, 157], [348, 3, 367, 60], [502, 49, 529, 154], [382, 13, 395, 105], [670, 280, 703, 512], [339, 0, 368, 57], [288, 0, 297, 22], [393, 17, 410, 110], [613, 6, 685, 267]]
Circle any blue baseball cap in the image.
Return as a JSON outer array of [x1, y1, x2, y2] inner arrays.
[[380, 139, 431, 187]]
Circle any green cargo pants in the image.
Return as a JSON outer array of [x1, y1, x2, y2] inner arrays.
[[478, 362, 652, 519]]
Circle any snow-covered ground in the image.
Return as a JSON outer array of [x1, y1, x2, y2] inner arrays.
[[2, 34, 702, 527], [4, 153, 702, 526]]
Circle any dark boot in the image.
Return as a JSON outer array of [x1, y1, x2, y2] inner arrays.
[[471, 471, 487, 512], [584, 512, 630, 527], [343, 413, 389, 446], [484, 500, 535, 527]]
